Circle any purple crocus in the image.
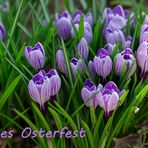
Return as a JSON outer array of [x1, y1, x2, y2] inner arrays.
[[81, 79, 103, 109], [54, 11, 72, 41], [98, 81, 120, 117], [77, 37, 89, 61], [88, 60, 96, 77], [125, 35, 132, 48], [140, 24, 148, 43], [137, 41, 148, 77], [71, 57, 84, 78], [72, 10, 83, 24], [93, 48, 112, 79], [56, 49, 67, 75], [0, 23, 5, 41], [115, 48, 137, 79], [24, 42, 45, 71], [28, 71, 51, 110], [84, 12, 93, 26], [105, 28, 126, 48]]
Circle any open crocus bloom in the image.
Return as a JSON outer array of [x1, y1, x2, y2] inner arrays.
[[115, 48, 137, 79], [93, 48, 112, 79], [81, 79, 103, 109]]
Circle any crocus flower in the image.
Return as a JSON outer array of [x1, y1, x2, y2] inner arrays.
[[72, 10, 83, 24], [24, 42, 45, 71], [81, 79, 103, 109], [93, 48, 112, 79], [28, 71, 51, 110], [84, 12, 93, 26], [71, 57, 84, 78], [77, 37, 89, 61], [0, 23, 5, 41], [98, 81, 120, 117], [137, 41, 148, 76], [54, 11, 72, 41], [140, 24, 148, 43], [104, 43, 116, 56], [115, 48, 137, 79], [88, 60, 96, 77], [56, 49, 67, 75], [105, 28, 126, 48]]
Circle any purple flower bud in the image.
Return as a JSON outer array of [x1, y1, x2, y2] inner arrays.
[[28, 71, 51, 109], [98, 81, 119, 117], [144, 15, 148, 24], [137, 41, 148, 75], [105, 29, 126, 48], [93, 48, 112, 79], [125, 35, 132, 48], [57, 17, 72, 41], [56, 49, 67, 75], [0, 23, 5, 41], [140, 24, 148, 43], [84, 12, 93, 26], [77, 37, 89, 61], [24, 42, 45, 71], [103, 8, 112, 20], [88, 60, 96, 77], [115, 48, 137, 78], [71, 57, 84, 78], [81, 79, 103, 109], [104, 43, 116, 56]]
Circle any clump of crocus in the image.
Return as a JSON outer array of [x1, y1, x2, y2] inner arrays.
[[71, 57, 84, 78], [28, 69, 61, 110], [24, 42, 45, 71], [81, 79, 103, 109], [137, 41, 148, 78], [93, 48, 112, 80], [0, 23, 5, 41], [56, 48, 67, 75], [114, 48, 137, 79], [81, 80, 124, 117], [77, 37, 89, 61], [54, 11, 72, 41]]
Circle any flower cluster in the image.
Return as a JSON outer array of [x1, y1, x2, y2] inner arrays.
[[81, 79, 124, 117], [24, 42, 61, 110]]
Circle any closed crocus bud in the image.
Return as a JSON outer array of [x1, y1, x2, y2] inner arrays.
[[103, 7, 112, 21], [28, 71, 51, 110], [104, 43, 116, 56], [81, 79, 103, 109], [105, 29, 126, 47], [98, 81, 120, 117], [71, 57, 84, 78], [56, 49, 67, 75], [24, 42, 45, 71], [84, 12, 93, 26], [88, 60, 96, 77], [93, 48, 112, 79], [115, 48, 137, 79], [137, 41, 148, 76], [77, 37, 89, 61], [46, 69, 61, 96], [140, 24, 148, 43], [0, 23, 5, 41], [57, 17, 72, 41], [125, 36, 132, 48]]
